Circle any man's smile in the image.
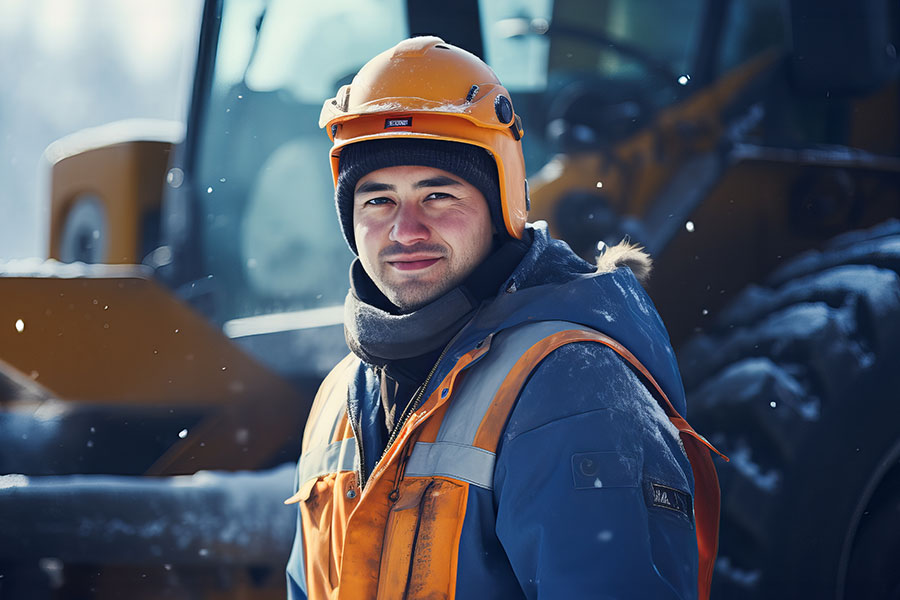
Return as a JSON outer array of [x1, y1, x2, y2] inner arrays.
[[386, 256, 443, 271], [379, 243, 448, 273]]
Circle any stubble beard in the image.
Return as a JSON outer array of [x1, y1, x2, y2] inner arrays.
[[375, 259, 460, 314], [379, 274, 456, 313]]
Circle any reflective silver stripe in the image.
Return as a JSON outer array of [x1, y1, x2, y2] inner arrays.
[[409, 321, 587, 490], [405, 442, 497, 490], [297, 437, 358, 487], [436, 320, 585, 446]]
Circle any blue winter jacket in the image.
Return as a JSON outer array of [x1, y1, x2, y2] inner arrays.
[[287, 223, 700, 599]]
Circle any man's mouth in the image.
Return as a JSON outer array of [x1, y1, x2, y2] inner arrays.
[[387, 257, 442, 271]]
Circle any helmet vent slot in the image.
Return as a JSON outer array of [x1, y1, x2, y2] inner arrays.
[[465, 85, 480, 102], [435, 44, 450, 49]]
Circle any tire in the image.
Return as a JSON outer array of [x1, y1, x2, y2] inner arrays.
[[678, 219, 900, 600]]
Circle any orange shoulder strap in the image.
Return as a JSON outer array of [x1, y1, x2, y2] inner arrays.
[[473, 325, 726, 600]]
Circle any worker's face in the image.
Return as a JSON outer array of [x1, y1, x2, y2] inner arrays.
[[353, 165, 493, 312]]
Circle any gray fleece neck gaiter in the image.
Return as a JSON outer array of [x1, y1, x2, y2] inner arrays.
[[343, 259, 479, 366]]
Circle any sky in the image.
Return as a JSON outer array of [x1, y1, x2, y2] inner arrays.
[[0, 0, 202, 259]]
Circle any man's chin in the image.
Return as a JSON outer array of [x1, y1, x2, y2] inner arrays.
[[385, 281, 453, 313]]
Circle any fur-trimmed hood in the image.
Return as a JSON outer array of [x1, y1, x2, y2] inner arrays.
[[503, 222, 653, 292], [595, 239, 653, 285]]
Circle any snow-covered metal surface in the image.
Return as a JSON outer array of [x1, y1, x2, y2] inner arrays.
[[227, 317, 348, 381], [0, 258, 152, 279], [0, 463, 296, 566], [42, 119, 184, 166]]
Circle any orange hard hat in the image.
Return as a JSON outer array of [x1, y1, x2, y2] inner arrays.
[[319, 36, 528, 239]]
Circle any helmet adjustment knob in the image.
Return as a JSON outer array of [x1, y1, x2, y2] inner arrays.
[[494, 95, 514, 124]]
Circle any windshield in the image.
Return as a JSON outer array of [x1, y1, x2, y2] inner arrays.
[[483, 0, 702, 90], [192, 0, 703, 324]]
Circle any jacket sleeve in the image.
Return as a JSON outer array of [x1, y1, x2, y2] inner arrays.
[[493, 342, 698, 600]]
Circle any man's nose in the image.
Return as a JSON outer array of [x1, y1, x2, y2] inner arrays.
[[389, 203, 430, 244]]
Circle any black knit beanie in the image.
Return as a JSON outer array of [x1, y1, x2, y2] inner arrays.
[[335, 138, 503, 254]]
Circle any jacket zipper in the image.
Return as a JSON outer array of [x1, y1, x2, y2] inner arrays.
[[347, 389, 368, 490], [381, 342, 449, 505], [353, 338, 454, 492], [381, 341, 450, 462]]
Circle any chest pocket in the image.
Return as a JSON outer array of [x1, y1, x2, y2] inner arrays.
[[377, 478, 469, 599]]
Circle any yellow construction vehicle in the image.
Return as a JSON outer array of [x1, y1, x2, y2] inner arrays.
[[1, 0, 897, 598]]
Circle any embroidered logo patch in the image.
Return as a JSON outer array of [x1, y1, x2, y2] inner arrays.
[[384, 117, 413, 129], [649, 482, 693, 521]]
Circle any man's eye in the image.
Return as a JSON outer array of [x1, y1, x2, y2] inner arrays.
[[365, 197, 393, 206], [426, 192, 452, 200]]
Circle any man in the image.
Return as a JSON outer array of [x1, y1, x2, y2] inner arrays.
[[286, 36, 722, 600]]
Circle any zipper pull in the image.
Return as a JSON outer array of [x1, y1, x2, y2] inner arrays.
[[388, 441, 415, 503]]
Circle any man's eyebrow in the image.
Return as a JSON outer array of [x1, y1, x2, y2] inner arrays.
[[415, 176, 463, 188], [356, 181, 396, 194]]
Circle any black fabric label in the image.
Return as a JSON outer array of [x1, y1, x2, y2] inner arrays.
[[649, 482, 693, 522], [384, 117, 413, 128]]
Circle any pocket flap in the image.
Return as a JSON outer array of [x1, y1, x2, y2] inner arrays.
[[283, 477, 319, 505]]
